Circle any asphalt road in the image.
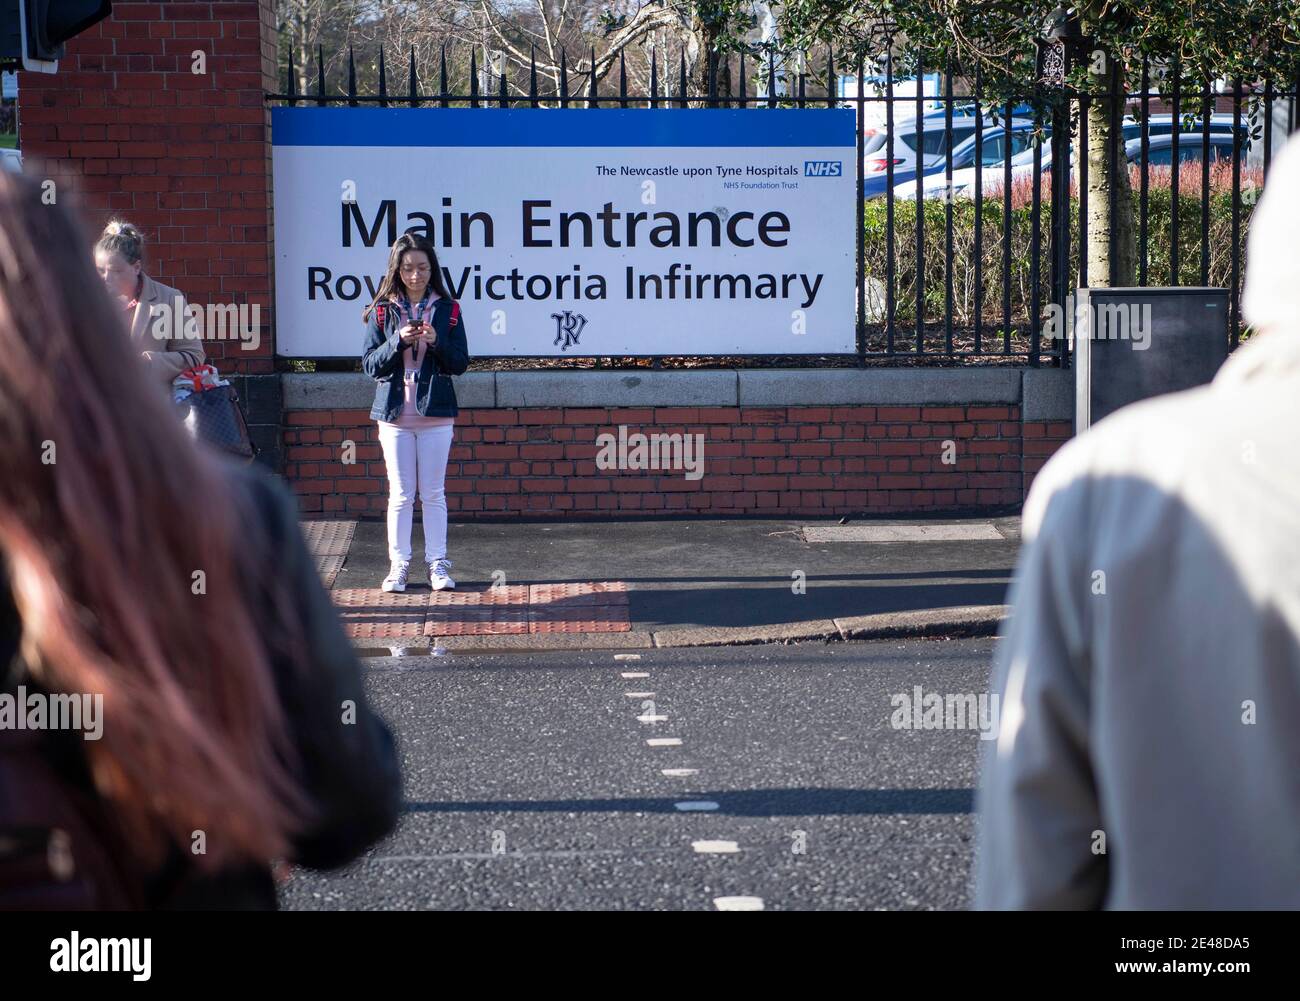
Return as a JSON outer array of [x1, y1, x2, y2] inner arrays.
[[279, 636, 997, 911]]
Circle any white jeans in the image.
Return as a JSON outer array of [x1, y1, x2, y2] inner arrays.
[[376, 421, 454, 564]]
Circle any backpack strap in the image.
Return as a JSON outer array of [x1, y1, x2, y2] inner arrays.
[[375, 304, 386, 330], [449, 300, 460, 327]]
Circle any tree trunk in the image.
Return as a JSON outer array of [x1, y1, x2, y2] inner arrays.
[[689, 9, 721, 105], [297, 11, 309, 96], [1074, 48, 1137, 286]]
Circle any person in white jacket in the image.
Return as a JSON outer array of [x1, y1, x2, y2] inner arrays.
[[974, 137, 1300, 909]]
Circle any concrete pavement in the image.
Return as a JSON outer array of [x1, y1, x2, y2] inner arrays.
[[304, 516, 1021, 651]]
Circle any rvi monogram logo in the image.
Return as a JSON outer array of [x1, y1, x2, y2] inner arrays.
[[551, 310, 588, 351]]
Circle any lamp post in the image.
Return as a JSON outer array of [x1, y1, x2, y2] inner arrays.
[[1041, 5, 1084, 359], [1042, 5, 1084, 87]]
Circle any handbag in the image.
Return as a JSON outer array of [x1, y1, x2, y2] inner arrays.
[[173, 365, 257, 460]]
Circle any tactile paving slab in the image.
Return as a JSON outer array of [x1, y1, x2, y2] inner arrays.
[[432, 584, 531, 606], [528, 604, 632, 633], [528, 581, 631, 633], [427, 604, 528, 637], [428, 613, 530, 636], [301, 521, 357, 587], [300, 520, 357, 556], [333, 579, 633, 639], [426, 584, 530, 636], [315, 555, 347, 589], [332, 588, 429, 641], [528, 581, 630, 606]]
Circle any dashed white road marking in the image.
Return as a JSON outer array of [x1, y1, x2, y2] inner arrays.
[[675, 801, 719, 811], [624, 692, 655, 698], [692, 840, 740, 854], [661, 768, 698, 777], [614, 654, 642, 661], [646, 738, 682, 747], [368, 849, 633, 862], [714, 896, 764, 911], [621, 672, 650, 679], [637, 714, 669, 723]]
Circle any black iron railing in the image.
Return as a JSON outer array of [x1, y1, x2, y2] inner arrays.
[[267, 43, 1300, 367]]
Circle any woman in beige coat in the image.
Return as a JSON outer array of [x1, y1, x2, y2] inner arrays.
[[94, 219, 205, 385]]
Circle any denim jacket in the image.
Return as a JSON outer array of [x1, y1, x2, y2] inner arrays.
[[362, 296, 470, 421]]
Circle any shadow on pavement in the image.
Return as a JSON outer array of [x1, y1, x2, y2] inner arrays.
[[629, 579, 1010, 628]]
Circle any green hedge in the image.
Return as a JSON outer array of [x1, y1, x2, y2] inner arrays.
[[863, 186, 1257, 329]]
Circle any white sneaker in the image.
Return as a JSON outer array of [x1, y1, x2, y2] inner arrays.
[[429, 557, 456, 591], [381, 561, 410, 592]]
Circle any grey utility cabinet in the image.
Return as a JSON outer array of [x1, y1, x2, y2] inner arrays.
[[1073, 286, 1230, 433]]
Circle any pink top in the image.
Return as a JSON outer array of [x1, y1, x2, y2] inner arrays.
[[383, 296, 455, 430]]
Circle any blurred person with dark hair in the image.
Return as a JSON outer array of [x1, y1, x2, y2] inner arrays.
[[94, 218, 206, 386], [974, 138, 1300, 908], [0, 173, 402, 908]]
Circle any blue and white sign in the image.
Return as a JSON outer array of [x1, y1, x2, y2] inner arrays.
[[271, 108, 855, 357]]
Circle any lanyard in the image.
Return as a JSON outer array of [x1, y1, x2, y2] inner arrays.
[[397, 289, 433, 365], [398, 289, 433, 328], [397, 291, 434, 371]]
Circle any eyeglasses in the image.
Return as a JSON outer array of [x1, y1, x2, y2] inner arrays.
[[400, 264, 432, 275]]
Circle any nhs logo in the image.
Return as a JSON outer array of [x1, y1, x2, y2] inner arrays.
[[803, 160, 843, 177]]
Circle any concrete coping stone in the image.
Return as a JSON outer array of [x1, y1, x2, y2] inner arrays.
[[282, 367, 1072, 419]]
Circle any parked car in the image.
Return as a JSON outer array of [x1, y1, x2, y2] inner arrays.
[[896, 138, 1052, 200], [862, 103, 1035, 179], [902, 115, 1247, 200], [1129, 113, 1244, 141], [885, 121, 1040, 199], [862, 109, 978, 178], [865, 118, 1038, 198], [902, 130, 1245, 201], [1129, 131, 1245, 168]]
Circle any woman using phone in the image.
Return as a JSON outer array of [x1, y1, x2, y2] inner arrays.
[[361, 234, 470, 593]]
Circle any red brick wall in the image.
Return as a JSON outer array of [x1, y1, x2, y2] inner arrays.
[[284, 405, 1034, 518], [15, 1, 278, 374], [10, 0, 1077, 509], [1022, 421, 1074, 496]]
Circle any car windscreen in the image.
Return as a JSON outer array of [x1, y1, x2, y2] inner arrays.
[[863, 133, 888, 155]]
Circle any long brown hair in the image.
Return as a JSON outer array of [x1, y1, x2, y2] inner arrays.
[[362, 232, 449, 322], [0, 172, 311, 873]]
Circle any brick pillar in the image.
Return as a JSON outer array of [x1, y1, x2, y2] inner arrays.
[[16, 1, 282, 465]]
